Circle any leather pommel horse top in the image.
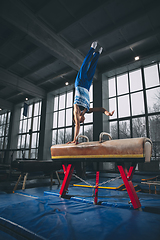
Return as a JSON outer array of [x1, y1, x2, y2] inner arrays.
[[51, 137, 152, 163]]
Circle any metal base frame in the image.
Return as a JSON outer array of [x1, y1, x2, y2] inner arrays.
[[59, 162, 141, 210]]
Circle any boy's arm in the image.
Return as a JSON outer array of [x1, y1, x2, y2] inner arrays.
[[67, 106, 80, 144], [72, 116, 80, 143], [88, 107, 115, 116]]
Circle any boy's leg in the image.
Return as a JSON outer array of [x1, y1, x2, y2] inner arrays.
[[80, 47, 95, 74], [87, 52, 100, 81], [74, 42, 98, 87]]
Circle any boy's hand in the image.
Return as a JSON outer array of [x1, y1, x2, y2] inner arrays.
[[104, 110, 115, 116], [67, 140, 78, 144]]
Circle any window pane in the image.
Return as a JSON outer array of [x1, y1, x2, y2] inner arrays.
[[19, 121, 23, 133], [108, 77, 116, 97], [31, 149, 36, 159], [144, 64, 159, 88], [59, 94, 65, 110], [35, 149, 38, 159], [66, 91, 73, 108], [17, 135, 21, 149], [39, 101, 42, 115], [26, 134, 30, 148], [79, 125, 83, 136], [149, 115, 160, 141], [131, 91, 144, 115], [132, 117, 146, 138], [89, 84, 93, 102], [5, 124, 9, 136], [28, 104, 33, 118], [27, 118, 31, 132], [4, 137, 8, 149], [66, 108, 72, 126], [84, 124, 93, 141], [37, 116, 41, 131], [36, 133, 39, 147], [34, 102, 39, 116], [149, 115, 160, 160], [57, 129, 64, 144], [85, 112, 93, 123], [109, 98, 117, 119], [17, 150, 22, 159], [52, 130, 57, 145], [0, 138, 3, 149], [117, 74, 128, 95], [25, 150, 29, 159], [33, 117, 38, 131], [58, 110, 65, 127], [0, 126, 3, 136], [3, 113, 7, 123], [129, 69, 143, 92], [118, 95, 130, 118], [146, 87, 160, 113], [1, 114, 4, 124], [7, 112, 11, 124], [1, 125, 4, 136], [53, 112, 58, 128], [65, 128, 72, 143], [110, 122, 118, 139], [54, 96, 58, 111], [31, 133, 37, 148], [23, 119, 27, 133], [119, 120, 130, 138], [20, 108, 24, 120], [21, 135, 25, 148]]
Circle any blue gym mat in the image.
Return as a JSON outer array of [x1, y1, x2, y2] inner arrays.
[[0, 176, 160, 240]]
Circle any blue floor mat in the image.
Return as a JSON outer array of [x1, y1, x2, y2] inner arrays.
[[0, 176, 160, 240]]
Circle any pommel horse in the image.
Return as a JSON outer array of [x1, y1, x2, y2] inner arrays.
[[51, 133, 152, 210]]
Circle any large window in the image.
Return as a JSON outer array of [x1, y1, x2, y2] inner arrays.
[[52, 91, 73, 145], [106, 63, 160, 161], [0, 111, 11, 150], [52, 86, 93, 144], [17, 101, 42, 159]]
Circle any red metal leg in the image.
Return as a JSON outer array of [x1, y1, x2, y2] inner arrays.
[[94, 171, 99, 204], [62, 164, 67, 174], [59, 164, 75, 197], [127, 164, 136, 180], [117, 163, 141, 209]]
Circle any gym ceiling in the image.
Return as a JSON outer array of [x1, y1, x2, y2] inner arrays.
[[0, 0, 160, 110]]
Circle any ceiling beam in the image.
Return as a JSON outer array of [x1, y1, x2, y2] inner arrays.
[[57, 0, 112, 33], [20, 0, 52, 15], [22, 57, 56, 78], [35, 0, 54, 15], [101, 27, 160, 58], [0, 67, 46, 99], [0, 98, 13, 110], [6, 46, 38, 69], [74, 0, 160, 48], [0, 33, 18, 51], [101, 47, 160, 74], [37, 67, 73, 86], [0, 0, 84, 72]]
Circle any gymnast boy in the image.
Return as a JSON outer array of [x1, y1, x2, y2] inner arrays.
[[68, 41, 114, 144]]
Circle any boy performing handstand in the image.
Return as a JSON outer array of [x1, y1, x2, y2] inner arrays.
[[68, 41, 114, 144]]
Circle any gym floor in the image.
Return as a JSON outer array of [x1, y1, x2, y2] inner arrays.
[[0, 172, 160, 240]]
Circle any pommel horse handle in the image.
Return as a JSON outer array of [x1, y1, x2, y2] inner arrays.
[[99, 132, 112, 142], [76, 135, 89, 143]]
